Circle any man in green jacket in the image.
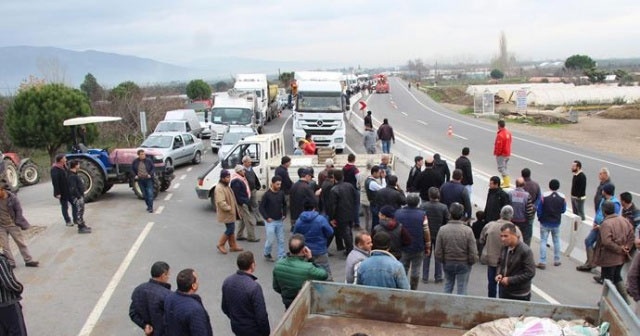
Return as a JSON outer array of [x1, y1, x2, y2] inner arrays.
[[273, 234, 328, 308]]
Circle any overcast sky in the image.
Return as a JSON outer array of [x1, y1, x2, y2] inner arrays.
[[2, 0, 640, 67]]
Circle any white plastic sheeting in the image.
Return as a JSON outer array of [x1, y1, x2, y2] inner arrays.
[[467, 84, 640, 106]]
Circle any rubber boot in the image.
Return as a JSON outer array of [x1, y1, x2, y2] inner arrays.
[[615, 281, 632, 305], [576, 248, 595, 272], [501, 175, 511, 188], [228, 234, 244, 252], [217, 234, 228, 254], [410, 277, 420, 291]]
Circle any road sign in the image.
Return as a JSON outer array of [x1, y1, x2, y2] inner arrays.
[[359, 101, 367, 111], [516, 89, 527, 114]]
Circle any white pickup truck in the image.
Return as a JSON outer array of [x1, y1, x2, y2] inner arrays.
[[195, 132, 394, 210]]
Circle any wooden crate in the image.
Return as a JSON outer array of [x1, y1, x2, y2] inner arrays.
[[317, 147, 335, 161]]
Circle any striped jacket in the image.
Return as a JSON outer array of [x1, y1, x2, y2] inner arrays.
[[0, 251, 23, 306]]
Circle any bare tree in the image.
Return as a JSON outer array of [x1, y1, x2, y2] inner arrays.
[[37, 57, 68, 84]]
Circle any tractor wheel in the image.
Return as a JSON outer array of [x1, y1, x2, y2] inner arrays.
[[133, 178, 160, 200], [19, 162, 40, 186], [102, 183, 114, 194], [160, 178, 171, 192], [2, 159, 19, 192], [76, 159, 105, 202]]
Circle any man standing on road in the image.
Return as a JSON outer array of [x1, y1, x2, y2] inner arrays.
[[440, 169, 472, 221], [260, 176, 287, 261], [215, 170, 243, 254], [536, 179, 566, 269], [343, 154, 361, 229], [364, 110, 373, 129], [231, 165, 259, 243], [68, 160, 92, 234], [494, 120, 512, 188], [289, 168, 316, 231], [496, 223, 536, 301], [293, 201, 334, 280], [627, 237, 640, 318], [594, 168, 613, 213], [0, 246, 27, 335], [345, 231, 372, 284], [484, 176, 511, 223], [479, 206, 520, 298], [375, 175, 406, 210], [0, 180, 39, 268], [272, 234, 328, 309], [435, 203, 478, 295], [164, 268, 213, 336], [397, 193, 431, 290], [51, 154, 78, 225], [433, 153, 451, 183], [406, 156, 423, 193], [509, 177, 535, 246], [129, 261, 171, 336], [571, 160, 587, 221], [377, 118, 395, 154], [318, 159, 334, 187], [365, 166, 386, 231], [132, 150, 155, 213], [275, 156, 293, 197], [221, 252, 270, 336], [416, 157, 444, 201], [455, 147, 473, 197], [620, 192, 640, 231], [578, 183, 620, 272], [357, 232, 410, 290], [363, 125, 377, 154], [329, 170, 357, 255], [421, 187, 449, 284], [243, 156, 264, 226]]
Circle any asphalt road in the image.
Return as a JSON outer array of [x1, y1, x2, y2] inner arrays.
[[12, 86, 624, 335]]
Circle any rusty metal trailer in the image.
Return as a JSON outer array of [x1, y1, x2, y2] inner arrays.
[[273, 280, 639, 336]]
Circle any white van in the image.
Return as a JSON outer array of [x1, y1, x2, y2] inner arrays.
[[154, 109, 204, 138]]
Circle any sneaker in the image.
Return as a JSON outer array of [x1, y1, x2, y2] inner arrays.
[[78, 227, 92, 234], [147, 208, 153, 213], [65, 221, 74, 227], [247, 238, 261, 243], [536, 263, 546, 270], [593, 276, 604, 284], [554, 261, 562, 266], [422, 278, 429, 284], [25, 261, 39, 267], [434, 278, 443, 284], [236, 237, 247, 241], [264, 254, 273, 262]]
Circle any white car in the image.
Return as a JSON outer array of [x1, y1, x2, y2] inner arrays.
[[217, 126, 258, 159]]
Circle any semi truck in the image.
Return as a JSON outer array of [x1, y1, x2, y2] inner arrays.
[[273, 280, 639, 335], [195, 132, 393, 210], [208, 90, 258, 152], [292, 71, 348, 153], [374, 73, 390, 93], [233, 74, 276, 128]]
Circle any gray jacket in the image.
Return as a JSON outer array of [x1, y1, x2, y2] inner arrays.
[[434, 220, 478, 264], [363, 130, 377, 151], [345, 247, 369, 284]]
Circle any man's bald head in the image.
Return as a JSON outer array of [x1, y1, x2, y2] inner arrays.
[[515, 177, 525, 188]]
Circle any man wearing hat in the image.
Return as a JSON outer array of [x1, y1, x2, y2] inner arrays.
[[289, 167, 315, 231], [231, 165, 259, 242], [0, 246, 28, 335], [356, 231, 409, 290], [215, 170, 243, 254], [0, 179, 39, 268]]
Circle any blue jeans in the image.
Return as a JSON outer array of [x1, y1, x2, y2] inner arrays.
[[264, 220, 285, 259], [137, 178, 154, 210], [224, 222, 235, 236], [59, 196, 78, 223], [381, 140, 391, 154], [585, 228, 599, 250], [487, 266, 498, 298], [423, 242, 442, 281], [401, 251, 424, 279], [540, 225, 561, 264], [443, 261, 471, 295]]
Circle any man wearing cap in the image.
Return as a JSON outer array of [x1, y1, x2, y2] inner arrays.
[[364, 110, 373, 128], [289, 168, 316, 231], [357, 231, 410, 290], [215, 170, 243, 254], [0, 246, 27, 335], [373, 205, 411, 260], [232, 165, 259, 242], [363, 124, 377, 154], [0, 180, 39, 268], [406, 156, 423, 193]]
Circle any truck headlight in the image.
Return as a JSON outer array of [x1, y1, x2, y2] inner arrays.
[[335, 138, 344, 143]]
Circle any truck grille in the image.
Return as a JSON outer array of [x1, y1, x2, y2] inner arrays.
[[299, 119, 340, 136]]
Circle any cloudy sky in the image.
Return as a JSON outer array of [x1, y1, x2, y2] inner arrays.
[[2, 0, 640, 67]]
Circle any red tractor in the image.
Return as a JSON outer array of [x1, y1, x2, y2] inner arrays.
[[0, 151, 40, 191]]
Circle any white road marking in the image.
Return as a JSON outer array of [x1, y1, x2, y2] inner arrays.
[[453, 134, 468, 140], [77, 222, 155, 336], [173, 183, 180, 189], [345, 144, 356, 154], [417, 120, 428, 126], [164, 193, 173, 201], [155, 206, 165, 214], [179, 174, 186, 180], [532, 285, 560, 304], [630, 191, 640, 197], [401, 112, 408, 116], [511, 153, 543, 165], [187, 167, 193, 172]]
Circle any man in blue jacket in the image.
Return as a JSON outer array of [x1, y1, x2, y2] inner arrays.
[[222, 252, 270, 336], [536, 179, 566, 269], [129, 261, 171, 336], [293, 200, 334, 280], [357, 231, 410, 290], [164, 268, 213, 336]]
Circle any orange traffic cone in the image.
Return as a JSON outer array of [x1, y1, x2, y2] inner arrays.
[[447, 125, 453, 137]]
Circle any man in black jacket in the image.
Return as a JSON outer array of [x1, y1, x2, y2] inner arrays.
[[68, 160, 91, 234], [416, 157, 444, 201], [132, 150, 156, 213], [406, 156, 423, 192], [440, 169, 472, 220], [274, 156, 293, 195], [375, 175, 406, 210], [0, 247, 27, 335], [289, 168, 316, 230], [50, 154, 78, 226], [129, 261, 171, 336], [496, 223, 536, 301], [433, 153, 451, 182], [231, 165, 259, 242], [242, 156, 264, 226], [455, 147, 473, 197], [329, 170, 357, 255], [484, 176, 511, 222]]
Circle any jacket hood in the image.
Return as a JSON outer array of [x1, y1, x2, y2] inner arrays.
[[378, 217, 398, 230], [299, 210, 320, 222]]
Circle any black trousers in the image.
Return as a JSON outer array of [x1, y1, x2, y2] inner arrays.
[[601, 264, 623, 283], [0, 302, 28, 336], [335, 221, 353, 254]]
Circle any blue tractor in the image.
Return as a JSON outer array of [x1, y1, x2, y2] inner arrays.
[[63, 116, 174, 202]]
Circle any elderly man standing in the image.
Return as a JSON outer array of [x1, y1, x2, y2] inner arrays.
[[215, 170, 243, 254], [232, 165, 259, 243], [242, 156, 264, 226]]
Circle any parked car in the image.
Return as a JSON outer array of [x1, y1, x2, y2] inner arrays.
[[217, 126, 258, 159], [139, 132, 204, 169]]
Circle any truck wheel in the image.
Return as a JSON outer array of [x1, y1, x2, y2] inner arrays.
[[192, 151, 202, 164], [77, 159, 105, 202], [209, 188, 217, 212], [19, 162, 40, 186], [2, 159, 19, 191]]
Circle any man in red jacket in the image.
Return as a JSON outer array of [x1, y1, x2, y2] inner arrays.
[[494, 120, 512, 188]]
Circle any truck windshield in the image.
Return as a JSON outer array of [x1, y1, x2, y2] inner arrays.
[[210, 108, 253, 125], [155, 121, 184, 132], [296, 93, 343, 112]]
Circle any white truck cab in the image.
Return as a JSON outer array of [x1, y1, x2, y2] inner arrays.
[[234, 74, 268, 132], [209, 90, 258, 152]]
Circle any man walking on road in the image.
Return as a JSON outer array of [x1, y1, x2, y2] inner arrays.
[[68, 160, 92, 234], [164, 268, 213, 336], [509, 177, 535, 246], [571, 160, 587, 221], [364, 110, 373, 129], [260, 176, 287, 261], [129, 261, 171, 336], [494, 120, 512, 188], [496, 223, 536, 301], [455, 147, 473, 197], [397, 193, 431, 290], [421, 187, 448, 284], [0, 246, 27, 336], [215, 170, 243, 254], [231, 165, 259, 242], [51, 154, 78, 225], [377, 118, 395, 154], [406, 156, 423, 193], [132, 150, 155, 213], [0, 179, 39, 268], [221, 252, 270, 336], [363, 125, 377, 154], [536, 179, 566, 269]]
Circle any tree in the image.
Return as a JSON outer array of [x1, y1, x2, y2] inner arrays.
[[109, 81, 144, 146], [185, 79, 211, 100], [584, 68, 606, 83], [80, 73, 104, 102], [565, 55, 596, 71], [5, 84, 94, 163], [490, 69, 504, 80], [110, 81, 142, 101], [278, 72, 294, 89]]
